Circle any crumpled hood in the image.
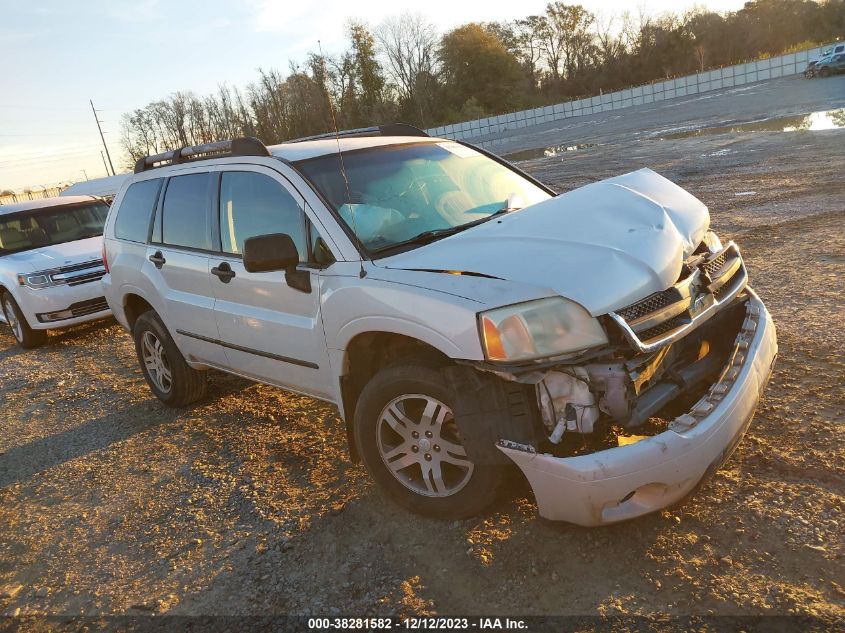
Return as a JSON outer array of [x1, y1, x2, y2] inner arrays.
[[1, 236, 103, 273], [377, 169, 710, 315]]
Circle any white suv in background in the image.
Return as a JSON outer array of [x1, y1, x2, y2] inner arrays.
[[101, 128, 777, 526], [805, 41, 845, 77], [0, 196, 111, 348]]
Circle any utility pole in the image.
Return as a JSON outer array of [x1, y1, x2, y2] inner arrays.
[[90, 99, 115, 176], [81, 169, 89, 181], [100, 151, 110, 177]]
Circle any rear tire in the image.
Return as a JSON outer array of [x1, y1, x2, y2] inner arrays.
[[2, 291, 47, 349], [353, 362, 506, 519], [132, 310, 206, 407]]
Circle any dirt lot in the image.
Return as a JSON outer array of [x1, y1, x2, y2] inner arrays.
[[1, 79, 844, 626]]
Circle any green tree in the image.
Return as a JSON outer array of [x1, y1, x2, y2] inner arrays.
[[439, 23, 526, 115], [349, 21, 385, 119]]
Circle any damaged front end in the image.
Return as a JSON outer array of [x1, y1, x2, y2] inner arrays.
[[446, 243, 778, 526]]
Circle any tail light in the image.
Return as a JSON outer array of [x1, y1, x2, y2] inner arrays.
[[102, 242, 109, 274]]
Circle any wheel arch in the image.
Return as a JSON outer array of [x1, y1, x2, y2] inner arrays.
[[0, 281, 19, 304], [339, 330, 453, 462], [0, 282, 33, 329], [0, 282, 12, 321], [122, 292, 156, 331]]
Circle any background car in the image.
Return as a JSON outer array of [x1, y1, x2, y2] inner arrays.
[[59, 173, 130, 205], [0, 196, 111, 348], [804, 42, 845, 77], [816, 52, 845, 76]]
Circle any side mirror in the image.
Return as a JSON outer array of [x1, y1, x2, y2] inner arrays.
[[243, 233, 311, 293], [243, 233, 298, 273]]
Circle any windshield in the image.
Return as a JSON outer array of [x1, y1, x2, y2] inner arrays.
[[0, 201, 109, 256], [295, 141, 551, 254]]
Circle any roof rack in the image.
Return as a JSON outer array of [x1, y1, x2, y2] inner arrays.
[[134, 137, 270, 173], [288, 123, 429, 144]]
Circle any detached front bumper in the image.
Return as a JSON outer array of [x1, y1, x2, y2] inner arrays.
[[498, 289, 777, 526]]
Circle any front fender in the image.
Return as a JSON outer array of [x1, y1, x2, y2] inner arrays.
[[335, 315, 465, 359], [321, 273, 487, 362]]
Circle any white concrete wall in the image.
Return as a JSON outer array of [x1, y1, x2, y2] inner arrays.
[[426, 45, 829, 144]]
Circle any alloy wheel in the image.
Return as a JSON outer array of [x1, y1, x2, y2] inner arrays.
[[376, 394, 474, 497], [141, 330, 172, 393], [3, 298, 22, 343]]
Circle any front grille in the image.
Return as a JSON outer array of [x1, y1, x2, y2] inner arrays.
[[66, 271, 106, 286], [69, 297, 109, 317], [54, 259, 103, 274], [714, 268, 742, 301], [703, 251, 730, 276], [637, 314, 688, 341], [616, 289, 677, 322], [47, 259, 106, 286], [610, 242, 747, 352]]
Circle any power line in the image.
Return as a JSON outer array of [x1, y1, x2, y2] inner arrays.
[[0, 104, 136, 111], [0, 158, 102, 169], [0, 146, 103, 160], [0, 144, 104, 160], [0, 151, 105, 168], [0, 132, 105, 137], [0, 105, 89, 111]]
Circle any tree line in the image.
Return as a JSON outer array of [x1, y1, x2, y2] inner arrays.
[[120, 0, 845, 166]]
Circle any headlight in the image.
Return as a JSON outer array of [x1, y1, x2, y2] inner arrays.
[[17, 272, 59, 289], [701, 230, 723, 253], [479, 297, 608, 362]]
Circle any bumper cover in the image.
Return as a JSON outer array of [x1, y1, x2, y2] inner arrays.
[[14, 281, 112, 330], [498, 289, 777, 526]]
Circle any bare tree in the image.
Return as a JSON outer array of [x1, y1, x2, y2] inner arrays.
[[513, 16, 547, 88], [375, 13, 439, 125], [543, 3, 596, 82], [594, 12, 625, 67]]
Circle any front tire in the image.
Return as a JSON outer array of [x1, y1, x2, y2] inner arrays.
[[132, 311, 206, 407], [354, 362, 506, 519], [2, 291, 47, 349], [819, 67, 831, 78]]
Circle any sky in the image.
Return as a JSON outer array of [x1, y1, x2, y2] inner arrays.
[[0, 0, 747, 191]]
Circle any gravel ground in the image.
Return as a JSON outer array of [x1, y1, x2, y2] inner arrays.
[[1, 79, 843, 627]]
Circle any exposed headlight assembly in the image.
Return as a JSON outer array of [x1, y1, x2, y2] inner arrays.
[[479, 297, 608, 362]]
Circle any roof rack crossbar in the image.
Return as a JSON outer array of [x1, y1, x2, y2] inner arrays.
[[134, 136, 270, 173], [288, 123, 429, 144]]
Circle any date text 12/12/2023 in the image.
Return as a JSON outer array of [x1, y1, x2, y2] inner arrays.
[[306, 617, 528, 630]]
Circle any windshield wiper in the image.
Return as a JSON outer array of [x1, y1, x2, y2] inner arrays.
[[372, 206, 521, 255], [373, 226, 468, 254]]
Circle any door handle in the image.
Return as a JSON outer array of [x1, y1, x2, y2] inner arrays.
[[211, 262, 236, 283], [149, 251, 166, 269]]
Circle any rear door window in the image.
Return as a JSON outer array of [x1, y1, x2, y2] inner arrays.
[[161, 173, 212, 250], [113, 179, 162, 242]]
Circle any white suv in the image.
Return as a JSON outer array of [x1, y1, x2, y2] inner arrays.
[[1, 196, 111, 348], [101, 128, 777, 526], [805, 42, 845, 77]]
